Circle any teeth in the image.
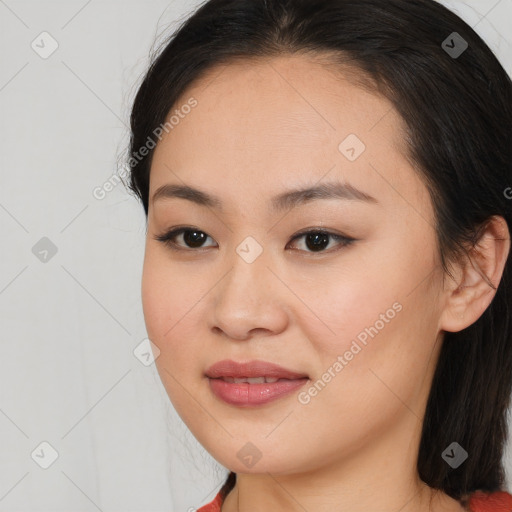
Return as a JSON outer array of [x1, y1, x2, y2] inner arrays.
[[222, 377, 281, 384], [235, 377, 265, 384]]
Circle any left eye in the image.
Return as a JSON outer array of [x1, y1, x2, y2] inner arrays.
[[288, 229, 355, 253], [153, 227, 356, 254]]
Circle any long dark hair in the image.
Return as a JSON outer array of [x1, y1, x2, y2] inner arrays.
[[126, 0, 512, 502]]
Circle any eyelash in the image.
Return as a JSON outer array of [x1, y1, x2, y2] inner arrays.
[[153, 226, 356, 255]]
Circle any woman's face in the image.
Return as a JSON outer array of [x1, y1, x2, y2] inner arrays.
[[142, 55, 450, 475]]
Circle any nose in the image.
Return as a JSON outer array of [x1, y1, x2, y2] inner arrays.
[[208, 246, 289, 341]]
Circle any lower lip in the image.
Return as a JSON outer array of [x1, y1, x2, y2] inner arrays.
[[207, 377, 309, 407]]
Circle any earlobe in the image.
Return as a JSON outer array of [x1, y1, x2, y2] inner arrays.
[[439, 215, 510, 333]]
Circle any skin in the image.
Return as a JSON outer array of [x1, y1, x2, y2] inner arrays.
[[141, 54, 510, 512]]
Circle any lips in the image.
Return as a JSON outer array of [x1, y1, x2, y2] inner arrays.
[[205, 359, 309, 407], [204, 359, 309, 380]]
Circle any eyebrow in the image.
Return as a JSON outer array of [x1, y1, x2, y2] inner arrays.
[[151, 181, 378, 213]]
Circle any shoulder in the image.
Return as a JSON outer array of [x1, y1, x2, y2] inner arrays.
[[468, 490, 512, 512], [196, 490, 224, 512]]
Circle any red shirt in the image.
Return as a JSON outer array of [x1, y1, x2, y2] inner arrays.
[[196, 489, 512, 512]]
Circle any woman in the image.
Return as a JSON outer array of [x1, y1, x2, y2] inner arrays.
[[126, 0, 512, 510]]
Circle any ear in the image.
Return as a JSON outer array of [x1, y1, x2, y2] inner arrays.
[[439, 215, 510, 333]]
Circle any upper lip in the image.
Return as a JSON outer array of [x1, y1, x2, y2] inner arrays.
[[205, 359, 309, 380]]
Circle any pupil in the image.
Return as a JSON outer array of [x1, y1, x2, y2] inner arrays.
[[184, 230, 206, 248], [306, 232, 329, 252]]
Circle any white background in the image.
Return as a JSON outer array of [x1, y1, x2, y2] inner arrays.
[[0, 1, 511, 510]]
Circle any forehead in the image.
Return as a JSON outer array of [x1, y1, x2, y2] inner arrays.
[[149, 54, 423, 216]]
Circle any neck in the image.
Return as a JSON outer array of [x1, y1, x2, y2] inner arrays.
[[222, 473, 464, 512], [220, 411, 465, 512]]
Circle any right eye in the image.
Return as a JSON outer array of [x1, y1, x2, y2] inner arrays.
[[153, 227, 217, 251]]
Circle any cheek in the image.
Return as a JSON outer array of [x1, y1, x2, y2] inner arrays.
[[288, 249, 411, 359], [294, 258, 440, 424], [141, 255, 200, 418], [291, 236, 440, 401], [141, 248, 193, 340], [141, 248, 209, 378], [141, 256, 167, 342]]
